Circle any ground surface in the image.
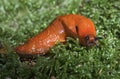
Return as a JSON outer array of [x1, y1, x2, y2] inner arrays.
[[0, 0, 120, 79]]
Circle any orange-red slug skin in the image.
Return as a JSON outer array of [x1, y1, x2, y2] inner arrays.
[[15, 14, 96, 55]]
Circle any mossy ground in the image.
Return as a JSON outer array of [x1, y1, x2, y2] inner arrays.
[[0, 0, 120, 79]]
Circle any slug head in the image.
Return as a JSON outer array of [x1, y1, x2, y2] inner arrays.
[[79, 35, 102, 47], [84, 35, 98, 47], [75, 16, 101, 47]]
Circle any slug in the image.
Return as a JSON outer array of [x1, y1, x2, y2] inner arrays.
[[15, 14, 99, 55]]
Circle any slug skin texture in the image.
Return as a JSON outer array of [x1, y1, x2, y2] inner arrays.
[[15, 14, 97, 55]]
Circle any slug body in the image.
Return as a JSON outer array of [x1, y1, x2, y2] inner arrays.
[[15, 14, 97, 55]]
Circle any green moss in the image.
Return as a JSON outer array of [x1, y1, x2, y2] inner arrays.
[[0, 0, 120, 79]]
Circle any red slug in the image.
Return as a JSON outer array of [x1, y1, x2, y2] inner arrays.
[[15, 14, 98, 55]]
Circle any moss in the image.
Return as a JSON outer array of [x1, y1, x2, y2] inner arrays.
[[0, 0, 120, 79]]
